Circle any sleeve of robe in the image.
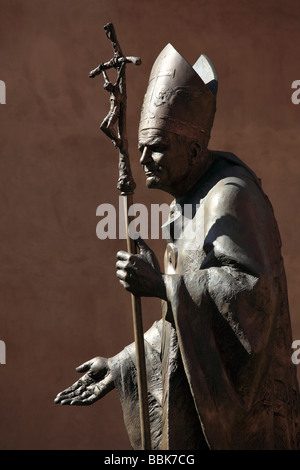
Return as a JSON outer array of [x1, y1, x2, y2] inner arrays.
[[108, 320, 163, 450], [163, 167, 300, 449]]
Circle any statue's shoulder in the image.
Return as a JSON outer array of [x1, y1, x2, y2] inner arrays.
[[210, 150, 261, 186], [203, 151, 266, 217]]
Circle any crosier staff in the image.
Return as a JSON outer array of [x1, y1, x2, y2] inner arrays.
[[89, 23, 151, 451]]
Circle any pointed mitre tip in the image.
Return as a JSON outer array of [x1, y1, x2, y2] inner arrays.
[[159, 43, 178, 55]]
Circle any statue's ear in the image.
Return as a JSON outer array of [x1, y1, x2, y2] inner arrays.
[[189, 142, 203, 164]]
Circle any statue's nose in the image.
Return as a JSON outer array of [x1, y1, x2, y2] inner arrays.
[[140, 147, 152, 165]]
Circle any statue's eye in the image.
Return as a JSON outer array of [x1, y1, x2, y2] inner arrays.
[[151, 146, 165, 153]]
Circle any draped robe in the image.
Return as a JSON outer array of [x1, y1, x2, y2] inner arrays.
[[109, 152, 300, 450]]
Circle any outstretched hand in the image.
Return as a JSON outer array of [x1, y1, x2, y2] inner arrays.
[[54, 356, 114, 406], [116, 236, 166, 299]]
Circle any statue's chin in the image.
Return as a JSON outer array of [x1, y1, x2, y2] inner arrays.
[[145, 175, 160, 188], [145, 174, 172, 195]]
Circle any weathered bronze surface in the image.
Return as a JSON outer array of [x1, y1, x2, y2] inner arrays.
[[55, 38, 300, 450]]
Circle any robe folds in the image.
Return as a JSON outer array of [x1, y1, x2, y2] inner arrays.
[[109, 151, 300, 450]]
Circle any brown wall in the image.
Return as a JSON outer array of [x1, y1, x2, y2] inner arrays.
[[0, 0, 299, 449]]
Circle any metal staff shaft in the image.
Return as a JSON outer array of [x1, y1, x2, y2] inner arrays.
[[124, 194, 151, 451]]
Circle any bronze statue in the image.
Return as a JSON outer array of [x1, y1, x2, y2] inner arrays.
[[55, 35, 300, 450]]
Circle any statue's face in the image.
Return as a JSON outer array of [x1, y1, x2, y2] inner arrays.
[[138, 128, 195, 197]]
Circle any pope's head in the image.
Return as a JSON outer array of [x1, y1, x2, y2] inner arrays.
[[138, 44, 218, 198]]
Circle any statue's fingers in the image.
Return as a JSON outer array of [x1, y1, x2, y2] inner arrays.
[[54, 378, 86, 399], [116, 250, 130, 261], [55, 385, 86, 404], [58, 397, 74, 405], [54, 384, 79, 402], [54, 390, 68, 402], [71, 394, 98, 406], [116, 269, 128, 281], [116, 260, 127, 270], [118, 279, 131, 291], [69, 376, 93, 390], [59, 391, 86, 405], [69, 390, 92, 405], [56, 384, 77, 396], [75, 360, 94, 373]]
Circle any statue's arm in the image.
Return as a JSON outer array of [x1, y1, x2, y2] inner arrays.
[[54, 321, 162, 406]]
